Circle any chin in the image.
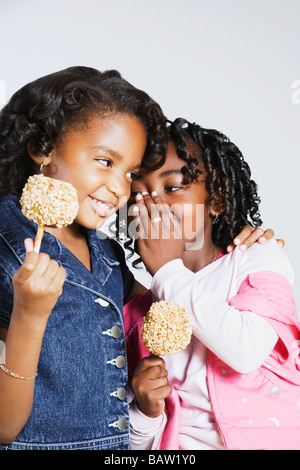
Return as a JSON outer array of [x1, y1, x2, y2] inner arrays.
[[75, 213, 102, 231], [78, 204, 118, 231]]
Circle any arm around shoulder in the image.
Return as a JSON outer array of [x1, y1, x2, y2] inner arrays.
[[237, 239, 295, 287]]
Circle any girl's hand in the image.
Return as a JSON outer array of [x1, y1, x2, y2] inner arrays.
[[12, 238, 66, 324], [133, 192, 185, 276], [131, 356, 172, 418], [227, 226, 285, 253]]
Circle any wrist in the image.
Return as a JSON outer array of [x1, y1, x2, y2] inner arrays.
[[151, 257, 185, 276], [3, 314, 46, 383], [11, 307, 49, 333], [147, 256, 183, 277], [134, 398, 165, 419], [151, 258, 188, 298], [130, 399, 165, 435]]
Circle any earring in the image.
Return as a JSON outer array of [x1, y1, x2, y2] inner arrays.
[[39, 154, 51, 174], [39, 161, 44, 174], [213, 213, 219, 224]]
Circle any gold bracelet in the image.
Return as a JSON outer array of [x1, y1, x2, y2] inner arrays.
[[0, 364, 37, 380]]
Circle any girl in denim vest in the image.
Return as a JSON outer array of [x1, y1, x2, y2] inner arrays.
[[0, 66, 168, 450]]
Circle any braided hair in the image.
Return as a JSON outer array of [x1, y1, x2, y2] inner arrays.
[[0, 66, 167, 199], [168, 118, 262, 248]]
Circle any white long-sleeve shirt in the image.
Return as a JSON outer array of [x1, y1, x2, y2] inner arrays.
[[130, 241, 294, 450]]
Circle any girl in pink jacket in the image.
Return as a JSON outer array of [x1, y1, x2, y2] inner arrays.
[[125, 118, 300, 450]]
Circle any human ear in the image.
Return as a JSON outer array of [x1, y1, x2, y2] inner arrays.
[[27, 142, 51, 170]]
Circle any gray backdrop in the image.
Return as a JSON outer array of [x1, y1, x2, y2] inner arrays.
[[1, 0, 299, 311]]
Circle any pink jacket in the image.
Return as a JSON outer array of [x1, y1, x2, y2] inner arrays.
[[124, 289, 180, 450], [124, 272, 300, 450]]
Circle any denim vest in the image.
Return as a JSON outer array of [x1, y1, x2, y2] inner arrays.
[[0, 196, 134, 450]]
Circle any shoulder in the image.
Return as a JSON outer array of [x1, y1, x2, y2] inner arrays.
[[108, 238, 126, 263], [0, 195, 30, 242], [0, 232, 22, 277], [0, 248, 15, 328], [88, 230, 124, 266], [0, 195, 21, 223], [235, 239, 294, 285], [0, 196, 29, 272], [0, 207, 21, 327], [106, 237, 135, 301]]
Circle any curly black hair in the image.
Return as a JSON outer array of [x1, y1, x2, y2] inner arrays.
[[121, 116, 263, 264], [168, 117, 262, 248], [0, 66, 167, 199]]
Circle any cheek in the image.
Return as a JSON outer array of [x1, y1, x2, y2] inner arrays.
[[119, 181, 133, 206], [180, 204, 208, 238]]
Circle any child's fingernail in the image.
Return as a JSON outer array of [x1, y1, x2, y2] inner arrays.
[[142, 191, 148, 196], [133, 205, 139, 214], [24, 238, 34, 253], [135, 193, 142, 200], [259, 236, 266, 243], [239, 244, 246, 251], [234, 238, 240, 245], [151, 191, 158, 197]]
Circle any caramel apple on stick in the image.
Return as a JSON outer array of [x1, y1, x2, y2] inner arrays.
[[20, 174, 79, 253], [142, 300, 192, 356]]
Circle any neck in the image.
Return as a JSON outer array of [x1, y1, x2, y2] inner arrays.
[[45, 223, 91, 271], [45, 222, 83, 243], [182, 239, 221, 273]]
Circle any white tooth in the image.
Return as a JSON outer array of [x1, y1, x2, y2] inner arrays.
[[92, 198, 111, 211]]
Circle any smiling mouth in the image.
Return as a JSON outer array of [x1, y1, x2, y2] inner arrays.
[[88, 196, 116, 218]]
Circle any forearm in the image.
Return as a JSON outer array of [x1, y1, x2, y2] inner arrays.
[[0, 310, 47, 444]]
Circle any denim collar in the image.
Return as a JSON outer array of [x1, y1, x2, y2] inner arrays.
[[0, 196, 119, 290]]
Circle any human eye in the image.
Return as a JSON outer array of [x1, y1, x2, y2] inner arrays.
[[126, 171, 139, 181], [96, 158, 112, 167], [163, 174, 185, 193], [165, 184, 182, 193]]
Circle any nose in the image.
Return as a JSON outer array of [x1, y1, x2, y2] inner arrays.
[[106, 173, 128, 199]]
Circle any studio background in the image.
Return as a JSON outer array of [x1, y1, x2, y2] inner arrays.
[[1, 0, 299, 311]]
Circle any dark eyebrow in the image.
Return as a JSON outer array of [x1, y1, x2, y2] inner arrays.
[[89, 145, 122, 160], [90, 147, 141, 172], [159, 169, 183, 178], [134, 169, 183, 181]]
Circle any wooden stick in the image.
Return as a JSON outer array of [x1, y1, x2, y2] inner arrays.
[[34, 225, 44, 253]]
